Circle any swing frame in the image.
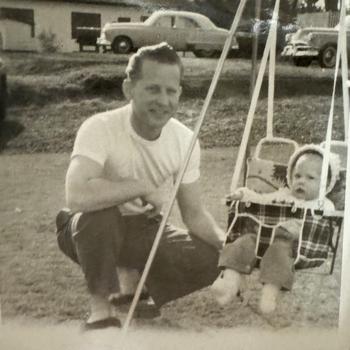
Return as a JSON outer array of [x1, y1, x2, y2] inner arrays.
[[226, 0, 348, 275], [121, 0, 348, 339]]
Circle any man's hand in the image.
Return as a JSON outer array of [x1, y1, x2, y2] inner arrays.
[[177, 181, 226, 250], [142, 185, 169, 218]]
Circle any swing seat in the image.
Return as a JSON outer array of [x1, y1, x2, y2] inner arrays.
[[227, 138, 345, 274], [226, 201, 343, 270]]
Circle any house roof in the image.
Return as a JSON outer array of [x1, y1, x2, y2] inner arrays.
[[19, 0, 143, 8], [18, 0, 196, 9]]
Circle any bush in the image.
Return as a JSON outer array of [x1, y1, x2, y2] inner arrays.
[[38, 30, 59, 53]]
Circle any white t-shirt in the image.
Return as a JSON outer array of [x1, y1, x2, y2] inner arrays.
[[72, 104, 200, 215]]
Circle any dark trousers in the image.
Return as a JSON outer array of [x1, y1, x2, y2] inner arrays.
[[219, 234, 295, 290], [56, 206, 220, 307]]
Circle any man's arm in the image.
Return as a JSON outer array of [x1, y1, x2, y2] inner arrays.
[[66, 155, 161, 213], [177, 180, 225, 250]]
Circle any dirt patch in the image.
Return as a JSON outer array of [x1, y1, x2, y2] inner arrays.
[[0, 321, 341, 350]]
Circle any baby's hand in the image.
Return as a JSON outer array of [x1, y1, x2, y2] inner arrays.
[[226, 189, 244, 202]]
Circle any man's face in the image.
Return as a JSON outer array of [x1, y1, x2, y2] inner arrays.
[[127, 59, 182, 140], [290, 154, 323, 201]]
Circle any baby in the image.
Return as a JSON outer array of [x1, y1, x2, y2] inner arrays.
[[211, 144, 339, 314]]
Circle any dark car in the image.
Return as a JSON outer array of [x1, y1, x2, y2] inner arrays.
[[0, 57, 6, 122], [281, 16, 350, 68], [76, 26, 101, 52], [236, 19, 298, 57]]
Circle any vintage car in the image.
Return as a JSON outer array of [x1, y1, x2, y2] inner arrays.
[[0, 57, 7, 122], [281, 16, 350, 68], [236, 19, 298, 57], [76, 27, 101, 52], [97, 10, 238, 57]]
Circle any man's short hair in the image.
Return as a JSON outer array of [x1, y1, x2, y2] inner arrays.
[[125, 42, 184, 82]]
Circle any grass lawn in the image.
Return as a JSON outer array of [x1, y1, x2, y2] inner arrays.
[[1, 53, 346, 154], [0, 149, 341, 332]]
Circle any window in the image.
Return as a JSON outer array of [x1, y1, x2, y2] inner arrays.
[[154, 16, 174, 28], [71, 12, 101, 39], [175, 16, 200, 29], [118, 17, 131, 22], [140, 16, 149, 22], [0, 7, 35, 37]]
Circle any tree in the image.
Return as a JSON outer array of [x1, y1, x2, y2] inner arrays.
[[140, 0, 298, 27], [325, 0, 338, 11]]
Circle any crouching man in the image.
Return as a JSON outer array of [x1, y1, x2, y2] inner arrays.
[[56, 42, 225, 330]]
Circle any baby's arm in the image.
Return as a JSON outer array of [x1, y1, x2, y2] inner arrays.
[[226, 187, 263, 202], [226, 189, 244, 202]]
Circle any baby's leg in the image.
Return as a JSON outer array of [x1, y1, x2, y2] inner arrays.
[[260, 283, 280, 314], [211, 233, 257, 306], [259, 239, 294, 313], [211, 269, 242, 306]]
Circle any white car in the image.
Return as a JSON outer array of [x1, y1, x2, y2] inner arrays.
[[97, 10, 238, 58]]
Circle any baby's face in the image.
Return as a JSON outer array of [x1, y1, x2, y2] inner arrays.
[[290, 154, 323, 201]]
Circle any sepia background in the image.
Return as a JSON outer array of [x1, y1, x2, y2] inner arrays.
[[0, 0, 349, 349]]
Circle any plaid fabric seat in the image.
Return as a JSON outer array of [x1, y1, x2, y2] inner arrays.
[[227, 201, 339, 269]]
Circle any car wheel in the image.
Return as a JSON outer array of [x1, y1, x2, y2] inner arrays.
[[112, 36, 133, 54], [193, 49, 216, 58], [293, 57, 312, 67], [319, 45, 337, 69]]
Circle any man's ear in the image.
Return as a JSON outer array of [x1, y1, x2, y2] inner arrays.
[[122, 79, 133, 101]]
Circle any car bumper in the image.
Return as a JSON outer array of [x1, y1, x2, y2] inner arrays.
[[281, 44, 319, 58], [97, 37, 111, 47]]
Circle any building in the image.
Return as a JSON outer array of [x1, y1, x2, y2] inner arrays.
[[0, 0, 151, 52]]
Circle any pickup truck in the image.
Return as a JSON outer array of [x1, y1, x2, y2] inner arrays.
[[76, 27, 101, 52], [236, 19, 298, 57], [281, 17, 350, 68]]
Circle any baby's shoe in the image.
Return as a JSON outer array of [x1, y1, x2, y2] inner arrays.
[[211, 269, 241, 306], [259, 283, 280, 314]]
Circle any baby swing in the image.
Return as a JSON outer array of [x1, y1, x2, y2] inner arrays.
[[225, 0, 348, 274]]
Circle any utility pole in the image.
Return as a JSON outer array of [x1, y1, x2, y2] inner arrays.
[[250, 0, 262, 98]]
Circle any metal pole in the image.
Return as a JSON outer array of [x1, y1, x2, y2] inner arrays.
[[245, 0, 262, 185]]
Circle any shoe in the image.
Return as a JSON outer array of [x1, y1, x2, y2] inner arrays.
[[110, 295, 161, 319], [83, 317, 122, 331], [134, 297, 161, 319], [109, 291, 149, 307]]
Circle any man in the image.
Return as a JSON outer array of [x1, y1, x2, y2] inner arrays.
[[56, 42, 225, 330]]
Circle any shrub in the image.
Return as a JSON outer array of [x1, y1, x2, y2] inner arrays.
[[38, 30, 59, 53]]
